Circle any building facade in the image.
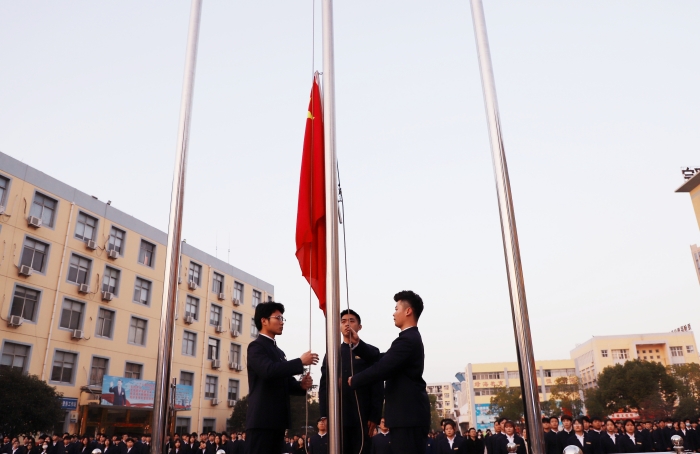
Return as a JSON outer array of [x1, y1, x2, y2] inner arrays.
[[675, 170, 700, 284], [426, 382, 456, 419], [570, 332, 699, 389], [0, 151, 273, 435]]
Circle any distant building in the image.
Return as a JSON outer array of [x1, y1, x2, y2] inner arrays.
[[675, 169, 700, 285], [426, 382, 456, 419]]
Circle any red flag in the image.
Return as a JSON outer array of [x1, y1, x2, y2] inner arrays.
[[295, 75, 326, 313]]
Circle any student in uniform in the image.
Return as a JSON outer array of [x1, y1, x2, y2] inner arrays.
[[566, 418, 599, 454], [543, 417, 558, 454], [371, 418, 392, 454], [654, 420, 672, 452], [308, 417, 329, 454], [435, 420, 465, 454], [600, 419, 620, 454], [245, 302, 318, 454], [494, 421, 526, 454], [556, 415, 574, 454], [486, 421, 504, 454], [348, 291, 431, 454], [617, 420, 645, 453]]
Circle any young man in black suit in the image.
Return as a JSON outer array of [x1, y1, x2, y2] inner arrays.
[[371, 418, 392, 454], [245, 301, 318, 454], [348, 290, 431, 454], [308, 417, 329, 454], [319, 309, 384, 454]]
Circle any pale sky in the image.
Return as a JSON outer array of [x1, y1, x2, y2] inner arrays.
[[1, 1, 700, 384]]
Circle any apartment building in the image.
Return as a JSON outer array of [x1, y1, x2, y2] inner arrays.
[[0, 151, 272, 434], [426, 382, 456, 419]]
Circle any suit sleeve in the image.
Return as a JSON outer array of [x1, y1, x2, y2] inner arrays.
[[319, 354, 328, 418], [288, 375, 307, 396], [247, 341, 304, 380], [351, 336, 411, 389], [353, 340, 382, 364], [368, 375, 383, 424]]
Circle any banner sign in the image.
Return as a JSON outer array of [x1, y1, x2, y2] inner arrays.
[[101, 375, 193, 410], [60, 397, 78, 410], [475, 403, 497, 431]]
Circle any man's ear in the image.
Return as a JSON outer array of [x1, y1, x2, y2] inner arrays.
[[357, 324, 362, 332]]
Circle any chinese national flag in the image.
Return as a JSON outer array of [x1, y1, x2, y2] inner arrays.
[[295, 75, 326, 313]]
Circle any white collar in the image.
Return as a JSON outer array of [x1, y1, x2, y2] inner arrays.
[[318, 433, 326, 438], [260, 333, 276, 344]]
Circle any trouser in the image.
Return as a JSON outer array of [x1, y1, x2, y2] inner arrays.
[[342, 425, 372, 454], [390, 426, 428, 454], [245, 429, 285, 454]]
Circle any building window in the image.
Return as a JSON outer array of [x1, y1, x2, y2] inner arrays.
[[230, 343, 241, 365], [0, 175, 10, 206], [210, 304, 222, 326], [212, 273, 224, 294], [67, 254, 91, 285], [89, 357, 109, 387], [185, 295, 199, 320], [175, 417, 191, 435], [204, 376, 217, 399], [228, 379, 239, 401], [95, 308, 115, 339], [611, 349, 629, 360], [75, 212, 98, 242], [267, 295, 273, 302], [30, 192, 57, 227], [133, 277, 151, 305], [1, 342, 30, 373], [250, 318, 259, 338], [20, 237, 49, 273], [687, 345, 695, 354], [671, 346, 684, 357], [51, 350, 77, 384], [601, 349, 608, 357], [102, 266, 120, 295], [202, 418, 215, 433], [59, 299, 84, 330], [10, 286, 40, 322], [233, 282, 244, 304], [138, 240, 155, 267], [231, 312, 242, 333], [128, 317, 147, 346], [208, 338, 220, 360], [473, 373, 502, 380], [544, 370, 552, 377], [125, 362, 142, 379], [180, 371, 194, 387], [182, 331, 197, 357], [252, 290, 261, 308], [188, 262, 202, 286], [108, 226, 125, 254]]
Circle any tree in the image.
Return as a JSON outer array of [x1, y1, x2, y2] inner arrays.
[[490, 387, 524, 422], [289, 394, 320, 435], [549, 377, 584, 417], [227, 396, 248, 433], [0, 369, 63, 435], [583, 387, 607, 419], [669, 364, 700, 420], [429, 394, 441, 431]]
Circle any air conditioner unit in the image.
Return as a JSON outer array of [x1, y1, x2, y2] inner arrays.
[[227, 399, 237, 407], [8, 315, 23, 327], [72, 329, 84, 340], [231, 330, 240, 338], [78, 283, 90, 294], [218, 292, 225, 300], [184, 314, 194, 324], [86, 240, 97, 250], [215, 324, 225, 333], [211, 398, 220, 406], [211, 359, 221, 369], [101, 291, 114, 302], [107, 249, 119, 259], [188, 280, 197, 290], [27, 216, 42, 228], [229, 361, 238, 370], [18, 265, 33, 277], [236, 364, 244, 371], [232, 298, 241, 306]]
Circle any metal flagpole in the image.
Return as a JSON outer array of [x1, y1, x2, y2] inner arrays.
[[321, 0, 342, 453], [151, 0, 203, 452], [468, 1, 545, 453]]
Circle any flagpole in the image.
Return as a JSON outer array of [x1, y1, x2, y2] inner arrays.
[[151, 0, 202, 452], [469, 1, 545, 452], [321, 0, 342, 453]]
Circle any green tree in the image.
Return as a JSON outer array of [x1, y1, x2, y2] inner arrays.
[[429, 394, 441, 431], [583, 387, 607, 419], [289, 394, 320, 435], [669, 364, 700, 420], [549, 377, 584, 417], [489, 387, 524, 422], [0, 369, 63, 435], [227, 396, 248, 433]]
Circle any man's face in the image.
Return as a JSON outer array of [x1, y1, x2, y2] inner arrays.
[[379, 419, 387, 431], [341, 314, 361, 338], [543, 421, 550, 431], [583, 420, 590, 431], [199, 443, 206, 449], [200, 436, 207, 442], [593, 420, 602, 431], [208, 435, 214, 442], [262, 310, 284, 335], [317, 419, 327, 432], [644, 423, 651, 431], [393, 302, 409, 328], [563, 419, 572, 430], [550, 419, 559, 430], [126, 442, 133, 449], [494, 422, 501, 433], [292, 437, 298, 443], [182, 436, 188, 444], [658, 421, 666, 429]]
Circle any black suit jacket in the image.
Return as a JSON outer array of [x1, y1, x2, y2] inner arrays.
[[616, 433, 644, 453], [653, 428, 671, 451], [494, 435, 526, 454], [245, 335, 306, 429], [566, 433, 601, 454], [556, 430, 573, 454], [436, 436, 467, 454], [544, 431, 559, 454], [350, 327, 430, 429], [599, 433, 619, 454], [370, 433, 392, 454], [486, 433, 505, 454], [308, 434, 328, 454], [464, 437, 484, 454], [320, 342, 384, 427]]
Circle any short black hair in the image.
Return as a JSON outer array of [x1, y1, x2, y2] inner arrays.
[[254, 302, 285, 330], [443, 419, 457, 430], [394, 290, 424, 320], [591, 416, 602, 423], [340, 309, 361, 325], [542, 417, 550, 423], [497, 417, 508, 425], [549, 416, 559, 422], [561, 415, 573, 422], [582, 416, 591, 423]]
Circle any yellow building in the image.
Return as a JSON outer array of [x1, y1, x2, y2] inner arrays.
[[457, 359, 576, 431], [570, 332, 699, 389], [426, 382, 457, 419], [0, 151, 273, 434]]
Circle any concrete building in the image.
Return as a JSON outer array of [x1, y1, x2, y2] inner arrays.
[[675, 169, 700, 284], [571, 331, 699, 389], [426, 382, 457, 419], [0, 151, 273, 434]]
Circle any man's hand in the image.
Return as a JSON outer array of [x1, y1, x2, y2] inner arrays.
[[300, 351, 319, 366], [300, 373, 313, 390], [368, 421, 377, 437], [110, 381, 114, 387], [348, 328, 360, 346], [348, 376, 352, 387]]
